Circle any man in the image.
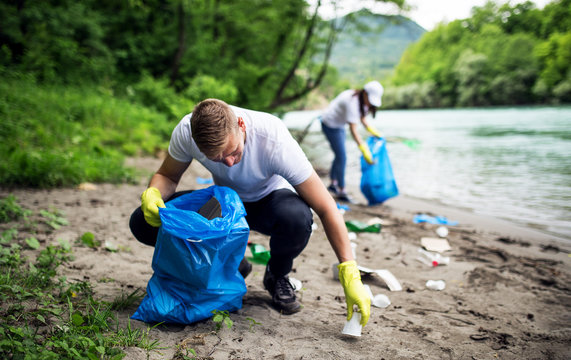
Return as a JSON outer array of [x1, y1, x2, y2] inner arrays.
[[129, 99, 370, 325]]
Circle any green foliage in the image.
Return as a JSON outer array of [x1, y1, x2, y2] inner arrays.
[[211, 310, 233, 332], [246, 317, 262, 332], [185, 75, 239, 104], [0, 208, 162, 359], [0, 77, 178, 187], [387, 0, 571, 108], [0, 195, 31, 223], [80, 232, 99, 249]]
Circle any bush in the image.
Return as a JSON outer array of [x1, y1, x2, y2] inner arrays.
[[0, 78, 175, 187], [184, 75, 239, 104]]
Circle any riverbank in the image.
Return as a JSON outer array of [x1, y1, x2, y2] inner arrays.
[[1, 157, 569, 359]]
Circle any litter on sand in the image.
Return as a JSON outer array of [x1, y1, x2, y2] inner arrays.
[[196, 177, 214, 184], [289, 277, 302, 291], [247, 243, 271, 265], [342, 312, 362, 337], [357, 266, 402, 291], [426, 280, 446, 291], [413, 214, 458, 226], [345, 220, 381, 233], [421, 237, 452, 253], [364, 285, 391, 308], [417, 248, 450, 267]]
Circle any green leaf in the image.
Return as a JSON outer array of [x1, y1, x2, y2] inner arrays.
[[71, 311, 85, 326], [224, 317, 233, 329], [25, 237, 41, 249], [81, 232, 99, 248], [212, 314, 223, 322]]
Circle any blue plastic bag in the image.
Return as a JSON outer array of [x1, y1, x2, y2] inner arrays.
[[360, 137, 399, 205], [132, 186, 250, 324]]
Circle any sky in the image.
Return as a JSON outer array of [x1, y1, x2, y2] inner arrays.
[[312, 0, 553, 30]]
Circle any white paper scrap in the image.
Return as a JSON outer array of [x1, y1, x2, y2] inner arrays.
[[421, 237, 452, 253]]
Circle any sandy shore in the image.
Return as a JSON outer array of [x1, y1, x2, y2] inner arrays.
[[2, 157, 569, 359]]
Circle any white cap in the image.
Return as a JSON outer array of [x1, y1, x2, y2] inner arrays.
[[364, 81, 383, 107]]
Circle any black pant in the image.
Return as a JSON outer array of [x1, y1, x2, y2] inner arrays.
[[129, 188, 313, 278]]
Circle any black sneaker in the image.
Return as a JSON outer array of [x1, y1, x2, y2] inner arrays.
[[336, 192, 355, 204], [238, 258, 252, 279], [263, 266, 302, 314], [327, 184, 339, 195]]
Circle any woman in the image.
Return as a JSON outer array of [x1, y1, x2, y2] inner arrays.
[[321, 80, 383, 202]]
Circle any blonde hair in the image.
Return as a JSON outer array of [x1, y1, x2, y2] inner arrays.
[[191, 99, 239, 158]]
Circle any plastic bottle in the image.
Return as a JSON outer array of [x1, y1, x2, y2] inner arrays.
[[417, 248, 450, 267]]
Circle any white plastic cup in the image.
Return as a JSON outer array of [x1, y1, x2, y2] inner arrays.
[[436, 226, 449, 238], [332, 262, 340, 280], [426, 279, 446, 291], [342, 312, 362, 337]]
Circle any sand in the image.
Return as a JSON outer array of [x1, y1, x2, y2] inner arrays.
[[1, 157, 569, 359]]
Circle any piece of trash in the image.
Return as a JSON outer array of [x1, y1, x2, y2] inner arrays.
[[104, 240, 118, 252], [436, 226, 449, 238], [358, 266, 402, 291], [421, 237, 452, 253], [247, 243, 271, 265], [348, 232, 357, 241], [332, 262, 340, 280], [426, 280, 446, 291], [366, 217, 383, 226], [342, 312, 362, 337], [289, 277, 302, 291], [345, 220, 381, 233], [337, 203, 350, 212], [77, 182, 97, 191], [312, 223, 318, 231], [351, 242, 357, 259], [363, 285, 391, 308], [413, 214, 458, 226], [417, 248, 450, 267], [196, 177, 213, 185]]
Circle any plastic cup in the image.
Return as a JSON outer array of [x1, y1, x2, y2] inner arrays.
[[426, 279, 446, 291], [436, 226, 449, 238], [332, 262, 340, 280], [342, 312, 362, 337]]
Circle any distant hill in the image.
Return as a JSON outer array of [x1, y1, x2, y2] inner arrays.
[[329, 9, 426, 84]]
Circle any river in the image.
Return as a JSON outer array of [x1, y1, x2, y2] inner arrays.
[[283, 106, 571, 242]]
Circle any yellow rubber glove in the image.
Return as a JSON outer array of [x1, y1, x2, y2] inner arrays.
[[358, 143, 374, 165], [338, 260, 371, 326], [141, 187, 165, 227], [366, 125, 383, 138]]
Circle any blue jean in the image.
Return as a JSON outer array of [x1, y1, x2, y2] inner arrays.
[[321, 121, 347, 189]]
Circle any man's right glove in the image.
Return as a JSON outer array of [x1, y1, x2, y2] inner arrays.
[[141, 187, 165, 227], [358, 143, 374, 165], [338, 260, 371, 326]]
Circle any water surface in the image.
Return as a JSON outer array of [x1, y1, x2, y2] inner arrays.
[[283, 107, 571, 241]]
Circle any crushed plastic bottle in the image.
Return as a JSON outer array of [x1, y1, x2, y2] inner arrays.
[[417, 248, 450, 267], [345, 220, 381, 233]]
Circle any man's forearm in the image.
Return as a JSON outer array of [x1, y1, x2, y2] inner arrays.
[[148, 173, 178, 201], [320, 210, 353, 263]]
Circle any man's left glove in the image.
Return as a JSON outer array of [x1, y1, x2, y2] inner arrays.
[[338, 260, 371, 326], [366, 125, 383, 138], [141, 187, 165, 227]]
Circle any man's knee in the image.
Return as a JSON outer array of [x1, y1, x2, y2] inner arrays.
[[274, 196, 313, 243], [129, 207, 158, 247]]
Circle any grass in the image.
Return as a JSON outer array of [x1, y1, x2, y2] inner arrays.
[[0, 195, 163, 359], [0, 75, 187, 188]]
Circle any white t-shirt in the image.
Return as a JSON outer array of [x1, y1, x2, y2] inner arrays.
[[321, 89, 367, 129], [168, 106, 314, 202]]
